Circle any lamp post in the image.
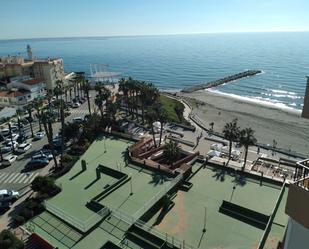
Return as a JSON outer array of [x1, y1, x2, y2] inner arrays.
[[230, 183, 237, 202], [130, 174, 133, 195], [203, 206, 207, 233]]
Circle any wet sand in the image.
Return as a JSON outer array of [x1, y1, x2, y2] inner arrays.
[[179, 90, 309, 156]]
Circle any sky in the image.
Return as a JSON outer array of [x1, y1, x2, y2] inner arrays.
[[1, 0, 309, 39]]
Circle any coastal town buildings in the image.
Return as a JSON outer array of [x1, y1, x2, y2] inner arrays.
[[302, 76, 309, 119], [0, 45, 65, 90], [0, 76, 45, 107]]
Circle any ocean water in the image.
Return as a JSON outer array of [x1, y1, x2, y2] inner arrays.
[[0, 32, 309, 110]]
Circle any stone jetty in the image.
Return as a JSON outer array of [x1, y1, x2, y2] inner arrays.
[[181, 70, 262, 93]]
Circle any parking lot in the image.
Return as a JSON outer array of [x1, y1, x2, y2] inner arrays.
[[0, 95, 94, 195]]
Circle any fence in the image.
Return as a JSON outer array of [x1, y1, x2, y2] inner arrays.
[[135, 219, 197, 249], [133, 173, 183, 220], [106, 203, 197, 249], [43, 201, 109, 233]]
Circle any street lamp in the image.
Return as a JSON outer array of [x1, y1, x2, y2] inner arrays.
[[230, 183, 237, 202]]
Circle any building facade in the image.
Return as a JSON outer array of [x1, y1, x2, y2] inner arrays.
[[0, 76, 46, 108], [302, 76, 309, 119], [283, 159, 309, 248], [0, 47, 65, 90]]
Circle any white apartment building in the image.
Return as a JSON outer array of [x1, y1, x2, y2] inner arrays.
[[0, 76, 46, 108]]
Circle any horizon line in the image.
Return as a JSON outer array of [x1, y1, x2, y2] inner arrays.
[[1, 30, 309, 42]]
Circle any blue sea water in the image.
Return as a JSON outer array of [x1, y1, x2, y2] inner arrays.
[[0, 32, 309, 110]]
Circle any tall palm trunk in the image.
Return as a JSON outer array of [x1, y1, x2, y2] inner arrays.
[[151, 125, 157, 148], [227, 140, 232, 165], [43, 118, 58, 169], [242, 145, 249, 171], [86, 91, 91, 115], [159, 123, 163, 146], [37, 110, 42, 131]]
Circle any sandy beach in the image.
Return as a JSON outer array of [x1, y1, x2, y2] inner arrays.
[[179, 90, 309, 156]]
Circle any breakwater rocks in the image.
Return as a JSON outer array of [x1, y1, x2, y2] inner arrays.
[[181, 70, 262, 93]]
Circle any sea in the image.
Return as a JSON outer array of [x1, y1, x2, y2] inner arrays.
[[0, 32, 309, 110]]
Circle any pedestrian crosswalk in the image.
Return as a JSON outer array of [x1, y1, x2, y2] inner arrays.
[[0, 172, 39, 185]]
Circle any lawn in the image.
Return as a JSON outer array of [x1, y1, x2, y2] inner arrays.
[[159, 95, 189, 124]]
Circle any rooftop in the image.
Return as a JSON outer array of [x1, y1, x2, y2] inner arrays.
[[0, 90, 28, 97], [23, 136, 289, 249], [21, 78, 44, 85]]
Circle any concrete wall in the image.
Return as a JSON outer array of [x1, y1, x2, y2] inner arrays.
[[284, 218, 309, 249], [285, 183, 309, 229], [302, 77, 309, 119]]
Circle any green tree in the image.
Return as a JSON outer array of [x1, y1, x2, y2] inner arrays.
[[31, 176, 60, 196], [223, 119, 240, 165], [163, 140, 181, 164], [239, 127, 257, 170], [0, 229, 24, 249]]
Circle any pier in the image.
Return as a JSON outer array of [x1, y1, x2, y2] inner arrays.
[[181, 70, 262, 93]]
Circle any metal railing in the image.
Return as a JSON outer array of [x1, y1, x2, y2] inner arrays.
[[294, 158, 309, 189], [43, 201, 109, 232], [133, 173, 183, 220], [134, 219, 197, 249], [106, 203, 197, 249]]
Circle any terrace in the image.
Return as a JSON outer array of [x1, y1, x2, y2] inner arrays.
[[22, 136, 289, 249]]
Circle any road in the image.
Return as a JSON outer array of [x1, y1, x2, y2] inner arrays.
[[0, 97, 93, 194]]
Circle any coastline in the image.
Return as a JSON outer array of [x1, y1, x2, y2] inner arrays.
[[178, 89, 309, 156]]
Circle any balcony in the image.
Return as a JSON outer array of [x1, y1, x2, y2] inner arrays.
[[285, 159, 309, 229]]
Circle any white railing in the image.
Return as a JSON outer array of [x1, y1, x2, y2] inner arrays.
[[133, 173, 183, 220], [44, 201, 109, 232]]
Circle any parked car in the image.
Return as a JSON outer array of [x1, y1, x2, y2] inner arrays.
[[0, 129, 10, 137], [34, 131, 45, 140], [1, 141, 18, 153], [5, 133, 19, 143], [17, 133, 28, 143], [34, 150, 53, 160], [3, 141, 19, 151], [1, 155, 18, 166], [25, 158, 49, 169], [72, 117, 84, 124], [72, 102, 81, 108], [0, 189, 19, 202], [16, 143, 32, 153]]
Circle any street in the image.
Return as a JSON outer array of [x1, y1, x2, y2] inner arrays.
[[0, 97, 93, 194]]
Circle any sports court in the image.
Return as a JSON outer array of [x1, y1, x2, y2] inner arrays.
[[146, 163, 289, 249]]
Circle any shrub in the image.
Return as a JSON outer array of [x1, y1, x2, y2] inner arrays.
[[31, 176, 60, 197], [62, 154, 73, 163], [0, 229, 24, 249], [11, 215, 25, 226]]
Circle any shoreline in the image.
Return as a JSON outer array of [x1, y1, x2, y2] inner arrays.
[[178, 89, 309, 156]]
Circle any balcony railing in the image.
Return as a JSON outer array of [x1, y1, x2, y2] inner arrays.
[[293, 158, 309, 189]]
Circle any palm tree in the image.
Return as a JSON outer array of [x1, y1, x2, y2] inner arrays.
[[239, 128, 257, 170], [145, 106, 158, 148], [94, 85, 111, 119], [152, 103, 167, 147], [24, 104, 34, 137], [41, 110, 58, 169], [223, 119, 240, 165], [119, 78, 129, 116], [83, 80, 92, 115], [32, 98, 43, 131], [163, 140, 181, 164]]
